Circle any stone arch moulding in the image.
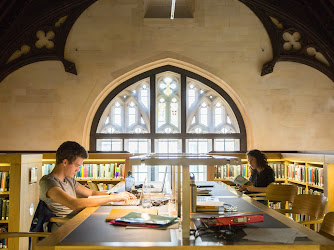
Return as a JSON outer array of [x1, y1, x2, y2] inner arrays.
[[0, 0, 97, 83], [82, 58, 252, 152], [239, 0, 334, 82]]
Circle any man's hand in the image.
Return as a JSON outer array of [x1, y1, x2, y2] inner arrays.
[[110, 192, 136, 202]]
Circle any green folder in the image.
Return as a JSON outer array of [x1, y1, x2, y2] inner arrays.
[[115, 212, 177, 225]]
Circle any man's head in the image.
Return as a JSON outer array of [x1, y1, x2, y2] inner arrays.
[[56, 141, 88, 165]]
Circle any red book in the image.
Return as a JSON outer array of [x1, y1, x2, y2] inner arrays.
[[201, 214, 264, 227]]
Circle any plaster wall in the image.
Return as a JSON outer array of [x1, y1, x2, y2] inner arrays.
[[0, 0, 333, 151]]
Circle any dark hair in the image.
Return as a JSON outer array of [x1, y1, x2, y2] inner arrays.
[[246, 149, 269, 170], [56, 141, 88, 165]]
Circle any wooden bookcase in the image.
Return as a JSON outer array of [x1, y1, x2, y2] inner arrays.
[[0, 154, 43, 250], [42, 153, 134, 190], [209, 152, 333, 214]]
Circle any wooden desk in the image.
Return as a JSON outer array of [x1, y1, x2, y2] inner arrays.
[[36, 182, 334, 250]]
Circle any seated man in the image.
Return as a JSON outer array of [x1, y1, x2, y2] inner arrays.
[[40, 141, 135, 232]]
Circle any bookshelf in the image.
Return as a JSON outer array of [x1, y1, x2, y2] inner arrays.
[[0, 154, 43, 250], [209, 152, 333, 213], [42, 153, 134, 191]]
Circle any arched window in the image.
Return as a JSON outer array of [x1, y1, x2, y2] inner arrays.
[[90, 66, 246, 180]]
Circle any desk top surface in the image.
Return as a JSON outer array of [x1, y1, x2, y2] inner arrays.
[[37, 182, 334, 249]]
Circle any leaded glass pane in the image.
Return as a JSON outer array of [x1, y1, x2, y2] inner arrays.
[[96, 139, 123, 151], [186, 139, 212, 153], [96, 78, 150, 134], [128, 102, 136, 127], [156, 72, 181, 133], [186, 77, 240, 134], [158, 98, 166, 128], [155, 139, 182, 153], [125, 139, 150, 153], [214, 139, 240, 151]]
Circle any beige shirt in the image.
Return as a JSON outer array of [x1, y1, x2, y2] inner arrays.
[[39, 174, 80, 217]]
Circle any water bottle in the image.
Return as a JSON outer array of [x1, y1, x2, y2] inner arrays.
[[190, 173, 197, 212], [125, 171, 135, 192], [142, 181, 151, 208]]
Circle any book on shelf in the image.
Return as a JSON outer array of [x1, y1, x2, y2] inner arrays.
[[0, 198, 9, 220], [214, 164, 248, 179], [287, 164, 306, 182], [269, 163, 285, 179], [0, 226, 8, 248], [0, 171, 10, 192], [43, 163, 126, 179], [308, 166, 323, 187]]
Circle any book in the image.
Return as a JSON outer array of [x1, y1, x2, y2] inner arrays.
[[112, 212, 177, 226], [201, 214, 264, 226], [196, 205, 219, 212], [106, 208, 158, 222], [231, 174, 250, 186]]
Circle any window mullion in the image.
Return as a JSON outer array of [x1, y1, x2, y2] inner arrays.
[[150, 75, 156, 152], [181, 74, 186, 152]]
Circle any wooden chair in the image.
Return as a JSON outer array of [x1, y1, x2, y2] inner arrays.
[[319, 212, 334, 240], [248, 183, 298, 209], [276, 194, 327, 229], [0, 201, 70, 250], [0, 217, 69, 250], [301, 212, 334, 240]]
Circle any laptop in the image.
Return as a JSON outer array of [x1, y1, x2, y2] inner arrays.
[[150, 167, 168, 193]]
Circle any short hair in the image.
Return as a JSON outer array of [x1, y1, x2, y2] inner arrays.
[[246, 149, 268, 169], [56, 141, 88, 165]]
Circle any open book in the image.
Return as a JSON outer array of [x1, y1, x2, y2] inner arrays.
[[231, 174, 250, 186]]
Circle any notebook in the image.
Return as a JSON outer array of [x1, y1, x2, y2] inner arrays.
[[197, 196, 225, 206]]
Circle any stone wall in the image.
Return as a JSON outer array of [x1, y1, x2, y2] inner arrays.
[[0, 0, 333, 151]]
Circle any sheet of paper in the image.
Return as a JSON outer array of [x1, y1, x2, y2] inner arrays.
[[243, 228, 306, 244]]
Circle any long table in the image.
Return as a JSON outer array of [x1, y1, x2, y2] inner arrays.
[[36, 182, 334, 249]]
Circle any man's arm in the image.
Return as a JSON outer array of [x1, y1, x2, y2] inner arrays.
[[75, 184, 111, 197], [47, 187, 134, 211]]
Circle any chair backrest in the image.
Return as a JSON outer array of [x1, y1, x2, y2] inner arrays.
[[319, 212, 334, 240], [291, 194, 327, 219], [265, 183, 298, 205], [87, 181, 98, 191]]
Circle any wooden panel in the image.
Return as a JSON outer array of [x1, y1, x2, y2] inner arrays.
[[206, 165, 215, 181], [19, 154, 43, 250], [326, 163, 334, 212]]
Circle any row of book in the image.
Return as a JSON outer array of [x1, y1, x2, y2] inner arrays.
[[0, 172, 9, 192], [0, 198, 9, 220], [308, 166, 324, 187], [214, 164, 249, 179], [268, 163, 285, 179], [286, 164, 324, 187], [42, 163, 126, 179], [287, 164, 306, 182], [0, 227, 8, 248], [287, 214, 321, 232], [214, 163, 285, 180]]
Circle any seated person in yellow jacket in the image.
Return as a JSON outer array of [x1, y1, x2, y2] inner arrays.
[[40, 141, 135, 231]]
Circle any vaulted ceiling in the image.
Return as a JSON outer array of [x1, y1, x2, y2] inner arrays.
[[0, 0, 333, 83]]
